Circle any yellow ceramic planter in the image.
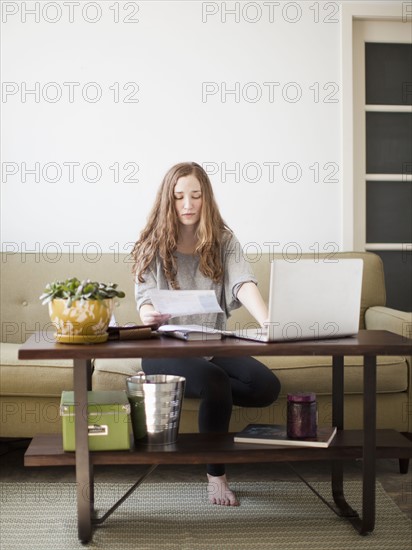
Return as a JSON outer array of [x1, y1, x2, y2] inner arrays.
[[49, 298, 114, 344]]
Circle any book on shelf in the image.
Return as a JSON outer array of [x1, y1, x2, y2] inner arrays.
[[234, 424, 337, 448], [157, 324, 222, 341]]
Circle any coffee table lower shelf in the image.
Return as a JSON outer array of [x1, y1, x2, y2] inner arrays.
[[25, 430, 412, 467]]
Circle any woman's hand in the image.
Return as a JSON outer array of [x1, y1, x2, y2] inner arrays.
[[139, 304, 171, 327]]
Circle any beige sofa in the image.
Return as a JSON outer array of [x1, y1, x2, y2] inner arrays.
[[1, 251, 411, 445]]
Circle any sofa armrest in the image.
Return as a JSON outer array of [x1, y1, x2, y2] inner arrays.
[[365, 306, 412, 338], [366, 306, 412, 432]]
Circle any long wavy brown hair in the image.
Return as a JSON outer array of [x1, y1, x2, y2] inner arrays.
[[132, 162, 232, 288]]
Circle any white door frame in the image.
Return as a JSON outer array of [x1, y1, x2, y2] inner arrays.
[[340, 1, 410, 250]]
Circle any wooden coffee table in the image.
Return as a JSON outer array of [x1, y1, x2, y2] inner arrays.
[[19, 330, 412, 543]]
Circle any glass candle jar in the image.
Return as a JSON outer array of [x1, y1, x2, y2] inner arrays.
[[287, 392, 317, 439]]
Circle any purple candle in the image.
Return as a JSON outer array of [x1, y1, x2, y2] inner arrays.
[[287, 392, 317, 439]]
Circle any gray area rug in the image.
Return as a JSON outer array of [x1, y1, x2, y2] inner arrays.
[[0, 481, 410, 549]]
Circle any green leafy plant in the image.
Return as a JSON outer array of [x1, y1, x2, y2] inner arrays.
[[40, 277, 126, 307]]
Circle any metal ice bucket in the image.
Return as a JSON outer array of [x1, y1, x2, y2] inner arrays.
[[126, 373, 185, 445]]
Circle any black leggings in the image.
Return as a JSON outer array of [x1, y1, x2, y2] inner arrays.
[[141, 356, 281, 476]]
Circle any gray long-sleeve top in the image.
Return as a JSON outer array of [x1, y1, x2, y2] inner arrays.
[[135, 234, 257, 330]]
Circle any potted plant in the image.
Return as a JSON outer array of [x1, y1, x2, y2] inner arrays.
[[40, 277, 126, 344]]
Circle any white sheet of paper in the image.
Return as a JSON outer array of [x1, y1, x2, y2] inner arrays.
[[148, 290, 223, 317]]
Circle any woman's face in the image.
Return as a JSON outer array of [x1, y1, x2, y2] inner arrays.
[[173, 174, 203, 227]]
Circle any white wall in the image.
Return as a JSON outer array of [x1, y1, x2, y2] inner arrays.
[[1, 0, 342, 258]]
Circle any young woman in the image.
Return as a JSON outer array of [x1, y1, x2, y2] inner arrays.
[[132, 162, 281, 506]]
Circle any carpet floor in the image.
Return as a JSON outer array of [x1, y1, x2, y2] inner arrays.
[[0, 480, 411, 550]]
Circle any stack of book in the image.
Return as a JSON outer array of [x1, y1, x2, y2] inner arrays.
[[157, 324, 222, 341], [234, 424, 337, 448]]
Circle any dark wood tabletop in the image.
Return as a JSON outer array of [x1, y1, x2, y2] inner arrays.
[[18, 329, 412, 360]]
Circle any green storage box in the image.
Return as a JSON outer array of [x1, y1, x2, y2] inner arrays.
[[60, 390, 131, 451]]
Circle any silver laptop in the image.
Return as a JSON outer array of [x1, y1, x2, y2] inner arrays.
[[229, 258, 363, 342]]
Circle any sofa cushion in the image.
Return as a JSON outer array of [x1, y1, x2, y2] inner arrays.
[[0, 343, 73, 397], [93, 354, 408, 397], [263, 355, 408, 395], [92, 358, 143, 392]]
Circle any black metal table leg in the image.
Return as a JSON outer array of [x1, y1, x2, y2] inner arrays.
[[331, 355, 344, 431], [86, 360, 94, 515], [331, 354, 378, 534], [331, 355, 359, 518], [360, 355, 377, 535], [73, 359, 94, 543]]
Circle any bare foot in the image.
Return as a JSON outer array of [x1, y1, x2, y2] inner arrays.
[[207, 474, 239, 506]]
